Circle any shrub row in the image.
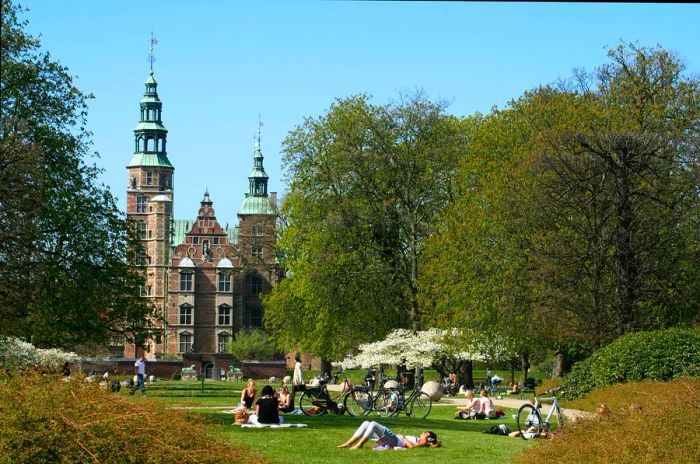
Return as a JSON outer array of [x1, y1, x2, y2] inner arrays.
[[563, 327, 700, 399], [0, 372, 268, 464]]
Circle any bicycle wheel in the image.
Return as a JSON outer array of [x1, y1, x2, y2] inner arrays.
[[299, 388, 328, 416], [516, 404, 543, 440], [409, 392, 432, 419], [373, 390, 399, 417], [344, 388, 372, 417]]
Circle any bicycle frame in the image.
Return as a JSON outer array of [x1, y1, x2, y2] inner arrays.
[[533, 394, 562, 427]]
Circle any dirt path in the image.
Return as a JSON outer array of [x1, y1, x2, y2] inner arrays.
[[434, 396, 594, 422]]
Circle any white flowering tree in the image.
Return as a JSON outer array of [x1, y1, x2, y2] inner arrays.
[[337, 328, 515, 386], [0, 337, 79, 370]]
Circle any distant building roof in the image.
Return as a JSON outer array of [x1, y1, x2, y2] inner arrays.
[[238, 196, 276, 216], [127, 153, 173, 168], [150, 194, 171, 202]]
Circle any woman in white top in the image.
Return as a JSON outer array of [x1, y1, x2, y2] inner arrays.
[[455, 390, 479, 419], [476, 388, 497, 419], [337, 421, 441, 449]]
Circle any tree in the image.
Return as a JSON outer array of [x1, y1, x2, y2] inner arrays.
[[226, 330, 275, 361], [0, 1, 158, 348], [264, 93, 464, 359], [530, 43, 700, 340]]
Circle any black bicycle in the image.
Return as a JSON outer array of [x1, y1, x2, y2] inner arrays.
[[373, 374, 432, 419], [343, 369, 390, 417], [298, 372, 352, 416]]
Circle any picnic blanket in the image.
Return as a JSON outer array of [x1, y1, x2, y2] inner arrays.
[[240, 423, 308, 428]]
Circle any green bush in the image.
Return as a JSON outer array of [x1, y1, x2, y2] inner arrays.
[[563, 328, 700, 399]]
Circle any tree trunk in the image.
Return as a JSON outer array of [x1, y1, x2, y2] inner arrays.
[[509, 358, 516, 384], [521, 352, 530, 382], [552, 350, 566, 378], [320, 358, 331, 378], [464, 360, 474, 389]]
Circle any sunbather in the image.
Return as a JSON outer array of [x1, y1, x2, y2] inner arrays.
[[337, 421, 441, 449]]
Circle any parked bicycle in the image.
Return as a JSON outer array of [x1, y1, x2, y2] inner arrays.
[[515, 386, 565, 439], [343, 369, 390, 417], [373, 374, 432, 419], [298, 372, 353, 416]]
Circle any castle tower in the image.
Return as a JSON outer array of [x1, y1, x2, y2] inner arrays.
[[125, 69, 174, 358], [237, 122, 279, 329]]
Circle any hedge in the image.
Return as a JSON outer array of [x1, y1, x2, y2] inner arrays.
[[563, 327, 700, 399]]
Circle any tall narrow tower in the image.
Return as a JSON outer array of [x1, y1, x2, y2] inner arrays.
[[125, 69, 174, 357], [237, 122, 278, 329]]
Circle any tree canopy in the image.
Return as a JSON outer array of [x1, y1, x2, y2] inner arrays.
[[0, 1, 158, 348]]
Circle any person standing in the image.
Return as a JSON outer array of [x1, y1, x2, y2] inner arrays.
[[130, 355, 146, 396], [292, 356, 305, 394]]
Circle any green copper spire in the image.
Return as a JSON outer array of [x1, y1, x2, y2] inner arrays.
[[128, 60, 172, 168], [238, 118, 274, 215]]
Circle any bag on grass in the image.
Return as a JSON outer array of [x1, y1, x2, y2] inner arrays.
[[234, 407, 249, 424], [483, 424, 510, 435]]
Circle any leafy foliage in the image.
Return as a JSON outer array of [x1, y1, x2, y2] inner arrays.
[[265, 93, 465, 358], [563, 328, 700, 399], [0, 1, 157, 348], [226, 330, 275, 361], [0, 372, 268, 464]]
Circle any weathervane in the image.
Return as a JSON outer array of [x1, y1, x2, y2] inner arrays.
[[148, 31, 159, 71], [255, 114, 263, 152]]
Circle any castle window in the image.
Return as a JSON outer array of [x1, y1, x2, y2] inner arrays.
[[250, 275, 262, 295], [251, 244, 262, 257], [213, 237, 219, 245], [139, 285, 151, 297], [249, 306, 263, 328], [137, 222, 146, 239], [179, 331, 193, 353], [192, 237, 199, 245], [179, 304, 193, 325], [136, 250, 148, 266], [217, 272, 231, 292], [218, 305, 231, 325], [252, 225, 263, 236], [146, 171, 153, 185], [217, 332, 231, 353], [136, 195, 147, 213], [179, 272, 193, 292]]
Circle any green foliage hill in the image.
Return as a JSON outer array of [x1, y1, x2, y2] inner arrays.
[[563, 328, 700, 399]]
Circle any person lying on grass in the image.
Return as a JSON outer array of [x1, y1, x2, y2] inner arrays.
[[337, 421, 441, 450]]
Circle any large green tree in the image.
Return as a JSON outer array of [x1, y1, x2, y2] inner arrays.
[[0, 2, 157, 348], [264, 93, 465, 359]]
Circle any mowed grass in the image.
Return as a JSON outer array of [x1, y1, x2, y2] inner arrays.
[[172, 399, 533, 464]]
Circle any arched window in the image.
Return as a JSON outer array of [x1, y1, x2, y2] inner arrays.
[[217, 332, 231, 353], [179, 331, 193, 353], [218, 304, 231, 325], [179, 304, 193, 325]]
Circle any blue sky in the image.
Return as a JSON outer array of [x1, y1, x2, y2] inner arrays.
[[20, 1, 700, 227]]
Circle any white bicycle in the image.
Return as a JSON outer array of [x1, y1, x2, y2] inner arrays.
[[515, 386, 565, 439]]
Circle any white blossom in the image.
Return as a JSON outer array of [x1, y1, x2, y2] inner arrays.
[[0, 337, 79, 368], [337, 328, 510, 369]]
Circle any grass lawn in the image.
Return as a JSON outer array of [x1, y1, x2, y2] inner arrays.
[[150, 394, 534, 464]]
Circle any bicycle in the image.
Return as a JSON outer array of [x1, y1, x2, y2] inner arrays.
[[298, 371, 353, 416], [515, 386, 565, 439], [373, 374, 432, 419], [343, 369, 390, 417]]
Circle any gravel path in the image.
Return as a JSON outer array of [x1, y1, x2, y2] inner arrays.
[[434, 396, 594, 422]]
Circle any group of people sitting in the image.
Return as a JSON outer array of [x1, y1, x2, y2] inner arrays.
[[454, 388, 505, 420], [238, 378, 296, 425]]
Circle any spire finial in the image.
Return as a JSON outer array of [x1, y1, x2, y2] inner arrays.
[[203, 188, 211, 203], [255, 114, 263, 153], [149, 31, 159, 71]]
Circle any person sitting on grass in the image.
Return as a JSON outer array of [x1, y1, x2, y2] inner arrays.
[[506, 381, 519, 395], [277, 385, 294, 413], [476, 389, 497, 419], [455, 390, 479, 419], [248, 385, 283, 425], [240, 378, 257, 409], [337, 421, 441, 450]]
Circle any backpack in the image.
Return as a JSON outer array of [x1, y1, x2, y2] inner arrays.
[[483, 424, 510, 435]]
